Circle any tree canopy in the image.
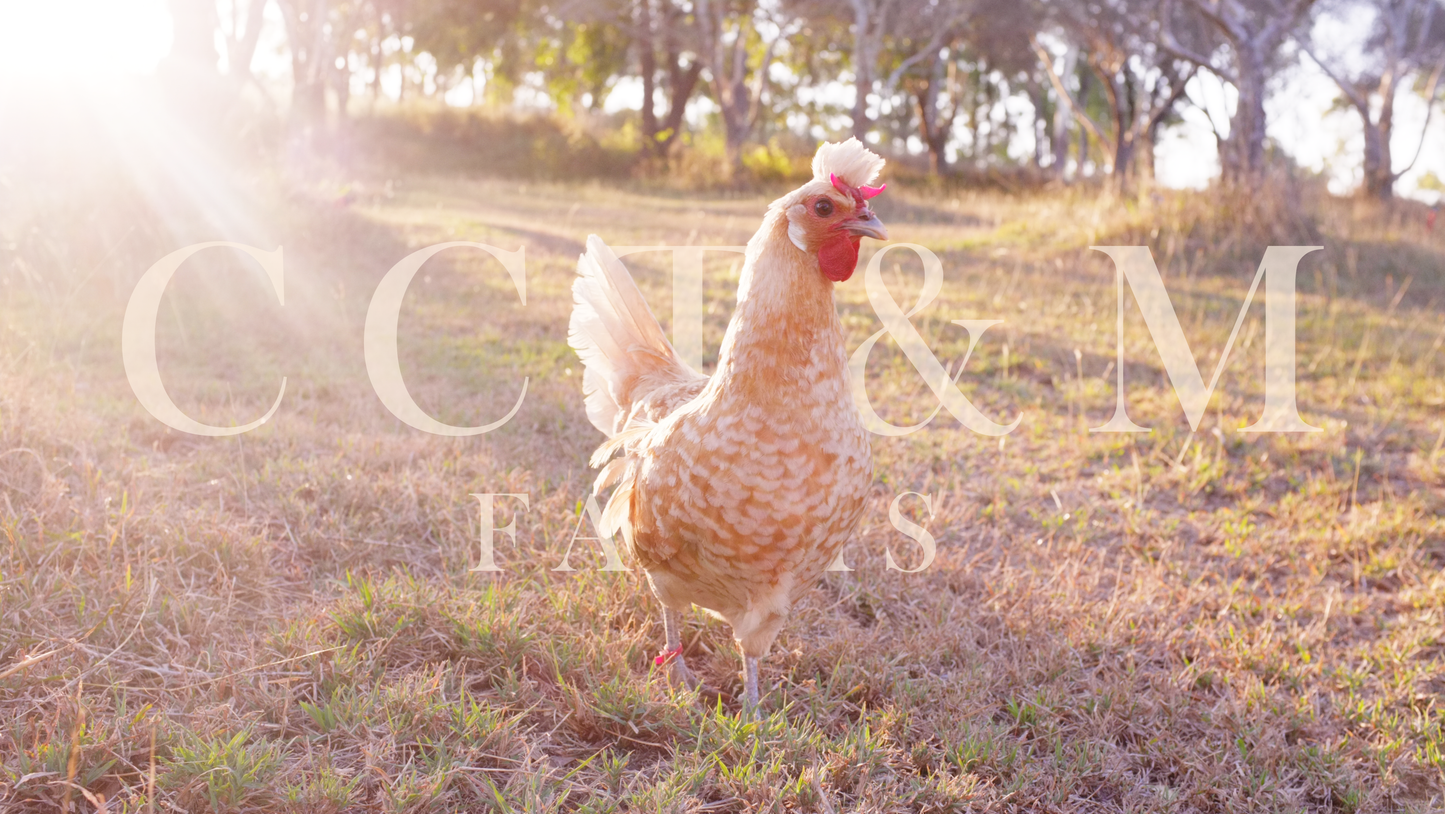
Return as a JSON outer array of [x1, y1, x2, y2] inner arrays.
[[193, 0, 1445, 196]]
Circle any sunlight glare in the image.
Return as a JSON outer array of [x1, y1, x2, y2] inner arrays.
[[0, 0, 172, 80]]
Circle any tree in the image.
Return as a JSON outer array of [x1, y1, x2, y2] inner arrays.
[[1304, 0, 1445, 199], [1161, 0, 1318, 184], [408, 0, 529, 99], [635, 0, 704, 156], [159, 0, 225, 115], [523, 17, 632, 115], [220, 0, 271, 92], [163, 0, 223, 76], [901, 47, 965, 173], [543, 0, 699, 155], [1034, 0, 1194, 194], [1047, 44, 1079, 178], [276, 0, 338, 128], [694, 0, 795, 171], [837, 0, 974, 141], [881, 2, 1022, 175]]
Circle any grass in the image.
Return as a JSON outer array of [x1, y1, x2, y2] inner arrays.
[[0, 136, 1443, 811]]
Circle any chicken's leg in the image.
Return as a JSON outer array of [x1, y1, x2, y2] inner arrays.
[[743, 655, 760, 716], [659, 607, 698, 690]]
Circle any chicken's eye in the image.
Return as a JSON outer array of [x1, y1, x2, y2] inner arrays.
[[813, 198, 834, 217]]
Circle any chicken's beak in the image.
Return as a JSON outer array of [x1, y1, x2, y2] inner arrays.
[[845, 209, 888, 241]]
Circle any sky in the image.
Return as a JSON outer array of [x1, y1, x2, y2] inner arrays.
[[0, 0, 172, 77], [0, 0, 1439, 203]]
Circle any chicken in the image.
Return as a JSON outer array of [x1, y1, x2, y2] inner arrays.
[[567, 139, 888, 712]]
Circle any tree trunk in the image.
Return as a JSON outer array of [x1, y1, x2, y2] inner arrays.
[[660, 59, 702, 154], [696, 0, 775, 176], [333, 58, 351, 121], [721, 103, 750, 171], [1113, 139, 1135, 195], [852, 71, 872, 140], [1361, 72, 1397, 199], [696, 0, 742, 173], [1050, 47, 1078, 180], [293, 78, 326, 127], [279, 0, 330, 131], [1075, 68, 1092, 175], [1051, 99, 1072, 180], [1106, 70, 1135, 193], [637, 0, 701, 160], [639, 0, 659, 149], [1103, 72, 1133, 195], [1052, 115, 1072, 179], [1226, 47, 1269, 184], [370, 37, 383, 104], [226, 0, 268, 84], [160, 0, 224, 118], [850, 0, 874, 140], [1138, 114, 1162, 196], [1172, 0, 1319, 186], [1026, 79, 1046, 170], [165, 0, 220, 72], [914, 56, 952, 175], [1360, 123, 1390, 198]]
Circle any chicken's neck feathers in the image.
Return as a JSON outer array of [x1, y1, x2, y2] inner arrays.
[[706, 209, 847, 403]]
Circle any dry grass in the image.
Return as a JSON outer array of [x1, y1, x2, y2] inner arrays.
[[0, 138, 1443, 813]]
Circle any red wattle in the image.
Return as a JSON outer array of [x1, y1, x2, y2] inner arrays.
[[819, 234, 861, 282]]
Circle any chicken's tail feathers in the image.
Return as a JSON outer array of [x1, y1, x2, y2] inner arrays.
[[589, 418, 656, 469], [569, 235, 699, 436], [588, 417, 656, 562]]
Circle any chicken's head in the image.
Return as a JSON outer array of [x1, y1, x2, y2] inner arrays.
[[779, 138, 889, 283]]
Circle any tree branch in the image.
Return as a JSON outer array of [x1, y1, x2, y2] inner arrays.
[[1302, 42, 1371, 117], [747, 15, 799, 130], [1146, 65, 1198, 133], [1419, 0, 1439, 56], [882, 23, 960, 97], [1158, 0, 1238, 84], [1257, 0, 1317, 55], [1181, 0, 1242, 41], [228, 0, 268, 81], [1393, 55, 1445, 180], [1032, 37, 1116, 165]]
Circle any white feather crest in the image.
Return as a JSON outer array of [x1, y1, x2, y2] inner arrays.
[[811, 138, 885, 188]]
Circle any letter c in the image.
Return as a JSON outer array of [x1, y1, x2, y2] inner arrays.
[[364, 242, 527, 435], [121, 242, 286, 436]]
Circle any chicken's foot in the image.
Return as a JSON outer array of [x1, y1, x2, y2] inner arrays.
[[660, 607, 698, 690]]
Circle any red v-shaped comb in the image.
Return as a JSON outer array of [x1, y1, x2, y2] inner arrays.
[[830, 173, 886, 204]]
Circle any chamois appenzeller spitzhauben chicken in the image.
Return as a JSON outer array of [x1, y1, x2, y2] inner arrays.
[[568, 139, 888, 711]]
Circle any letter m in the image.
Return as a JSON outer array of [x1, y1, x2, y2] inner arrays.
[[1091, 246, 1322, 434]]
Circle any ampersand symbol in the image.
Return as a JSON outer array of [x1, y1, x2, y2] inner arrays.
[[848, 243, 1023, 437]]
